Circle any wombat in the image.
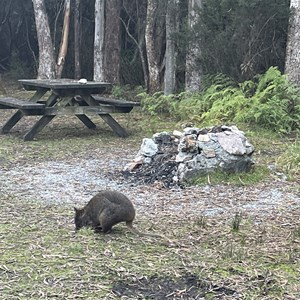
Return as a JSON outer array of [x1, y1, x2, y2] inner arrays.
[[74, 190, 164, 239]]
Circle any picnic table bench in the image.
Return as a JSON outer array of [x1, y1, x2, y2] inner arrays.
[[0, 97, 45, 110], [0, 79, 140, 141]]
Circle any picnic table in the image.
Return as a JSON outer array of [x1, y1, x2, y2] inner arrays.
[[0, 79, 139, 141]]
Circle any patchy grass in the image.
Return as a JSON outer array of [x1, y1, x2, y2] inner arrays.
[[1, 195, 300, 299], [276, 141, 300, 180], [188, 166, 271, 186], [0, 83, 299, 298]]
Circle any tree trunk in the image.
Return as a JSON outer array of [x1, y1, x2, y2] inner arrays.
[[285, 0, 300, 85], [185, 0, 202, 92], [32, 0, 56, 79], [103, 0, 121, 84], [56, 0, 71, 78], [164, 0, 178, 95], [74, 0, 81, 79], [145, 0, 161, 93], [94, 0, 105, 81]]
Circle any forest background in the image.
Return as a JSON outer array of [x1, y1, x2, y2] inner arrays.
[[0, 0, 293, 89], [0, 0, 299, 137]]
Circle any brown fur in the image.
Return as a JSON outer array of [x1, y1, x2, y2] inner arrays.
[[74, 190, 165, 239]]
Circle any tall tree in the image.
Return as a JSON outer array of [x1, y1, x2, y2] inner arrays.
[[164, 0, 178, 95], [56, 0, 71, 78], [32, 0, 56, 79], [103, 0, 121, 83], [285, 0, 300, 85], [145, 0, 161, 93], [185, 0, 202, 92], [74, 0, 81, 79], [94, 0, 105, 81]]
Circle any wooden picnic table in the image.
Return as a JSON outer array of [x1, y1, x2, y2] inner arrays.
[[0, 79, 139, 141]]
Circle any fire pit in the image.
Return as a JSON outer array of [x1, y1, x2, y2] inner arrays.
[[123, 125, 255, 187]]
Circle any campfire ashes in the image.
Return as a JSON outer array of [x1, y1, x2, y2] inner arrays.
[[123, 125, 255, 187]]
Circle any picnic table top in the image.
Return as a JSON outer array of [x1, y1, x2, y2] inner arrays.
[[19, 79, 112, 90]]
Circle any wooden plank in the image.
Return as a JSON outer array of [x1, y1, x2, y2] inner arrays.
[[0, 97, 45, 109], [92, 95, 140, 107], [43, 105, 131, 115]]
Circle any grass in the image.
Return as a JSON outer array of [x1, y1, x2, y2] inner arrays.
[[1, 195, 300, 299], [0, 83, 299, 298]]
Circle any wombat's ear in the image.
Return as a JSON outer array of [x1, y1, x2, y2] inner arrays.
[[74, 207, 78, 212]]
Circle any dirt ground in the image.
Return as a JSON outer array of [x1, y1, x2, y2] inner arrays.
[[0, 101, 300, 299]]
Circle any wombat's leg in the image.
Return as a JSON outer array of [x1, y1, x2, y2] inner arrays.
[[98, 210, 113, 233], [101, 225, 112, 233], [94, 226, 103, 233]]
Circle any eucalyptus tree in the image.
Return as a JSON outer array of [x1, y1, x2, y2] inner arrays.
[[285, 0, 300, 85], [164, 0, 178, 95], [103, 0, 122, 84], [185, 0, 202, 92], [93, 0, 105, 81], [56, 0, 71, 78], [32, 0, 56, 79], [74, 0, 81, 79], [145, 0, 163, 93]]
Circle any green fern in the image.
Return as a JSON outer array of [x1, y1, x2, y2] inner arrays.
[[139, 67, 300, 133]]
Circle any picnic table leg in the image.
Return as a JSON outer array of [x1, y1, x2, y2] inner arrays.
[[76, 115, 96, 129], [99, 114, 128, 137], [23, 116, 55, 141], [0, 110, 23, 134], [80, 95, 129, 137], [0, 88, 50, 135]]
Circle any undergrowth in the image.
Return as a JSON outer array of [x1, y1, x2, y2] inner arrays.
[[140, 67, 300, 134]]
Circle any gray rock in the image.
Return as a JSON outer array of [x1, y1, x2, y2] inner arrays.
[[139, 138, 158, 157]]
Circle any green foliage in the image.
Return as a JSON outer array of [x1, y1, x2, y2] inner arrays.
[[140, 67, 300, 134], [139, 91, 180, 116]]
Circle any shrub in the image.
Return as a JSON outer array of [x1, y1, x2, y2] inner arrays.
[[140, 67, 300, 133]]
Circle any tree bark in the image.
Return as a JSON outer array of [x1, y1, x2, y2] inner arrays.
[[285, 0, 300, 85], [94, 0, 105, 81], [145, 0, 161, 93], [103, 0, 121, 84], [185, 0, 202, 92], [164, 0, 178, 95], [32, 0, 56, 79], [74, 0, 81, 79], [56, 0, 71, 78]]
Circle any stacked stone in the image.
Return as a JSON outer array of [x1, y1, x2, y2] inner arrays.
[[123, 125, 255, 185]]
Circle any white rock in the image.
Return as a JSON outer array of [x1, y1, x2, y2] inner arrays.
[[173, 130, 183, 137], [197, 134, 210, 142], [139, 138, 158, 157]]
